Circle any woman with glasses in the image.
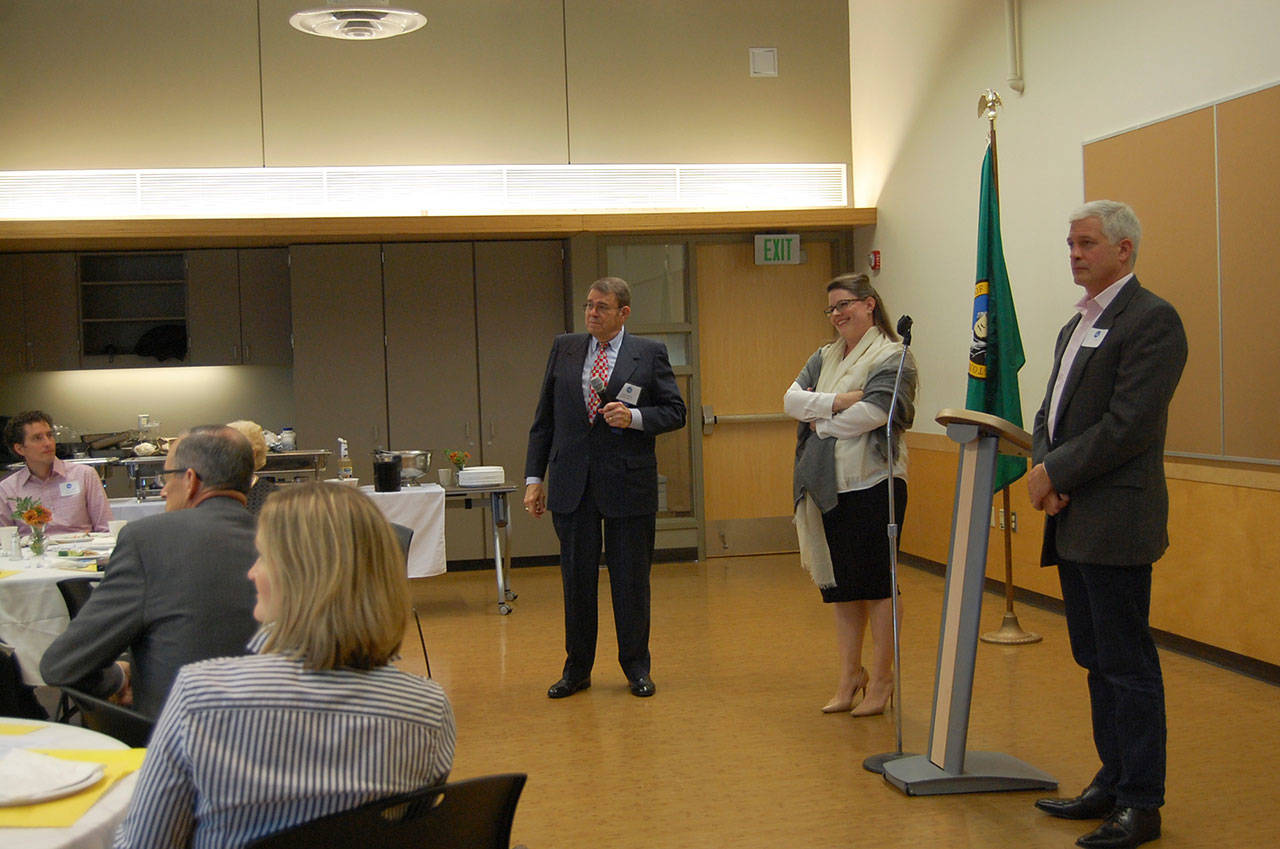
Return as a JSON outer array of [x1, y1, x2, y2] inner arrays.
[[784, 272, 917, 717], [115, 483, 455, 849]]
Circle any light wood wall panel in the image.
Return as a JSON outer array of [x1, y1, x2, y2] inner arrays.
[[1083, 107, 1220, 456], [0, 1, 264, 168], [564, 0, 851, 169], [257, 0, 569, 166], [1216, 85, 1280, 460], [902, 433, 1280, 666]]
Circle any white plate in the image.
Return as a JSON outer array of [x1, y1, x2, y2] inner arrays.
[[49, 533, 91, 544], [0, 750, 104, 806]]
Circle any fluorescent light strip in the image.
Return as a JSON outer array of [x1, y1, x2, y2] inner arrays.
[[0, 164, 847, 219]]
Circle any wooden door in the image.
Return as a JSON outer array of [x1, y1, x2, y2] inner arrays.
[[475, 240, 566, 559], [696, 240, 834, 556], [289, 244, 388, 482], [383, 241, 486, 561]]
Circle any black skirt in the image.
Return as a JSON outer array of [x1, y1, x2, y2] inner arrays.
[[818, 478, 907, 603]]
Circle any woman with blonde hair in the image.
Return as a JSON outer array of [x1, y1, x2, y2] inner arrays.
[[226, 420, 277, 515], [116, 483, 455, 849], [784, 272, 917, 717]]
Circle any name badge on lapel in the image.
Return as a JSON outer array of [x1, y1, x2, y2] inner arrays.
[[617, 383, 642, 405], [60, 480, 82, 497], [1082, 327, 1108, 348]]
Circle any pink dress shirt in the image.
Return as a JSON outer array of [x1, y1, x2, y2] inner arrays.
[[0, 457, 113, 534]]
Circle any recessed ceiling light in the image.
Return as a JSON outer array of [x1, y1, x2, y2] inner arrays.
[[289, 6, 427, 41]]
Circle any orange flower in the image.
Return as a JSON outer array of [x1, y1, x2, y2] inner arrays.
[[22, 506, 52, 526]]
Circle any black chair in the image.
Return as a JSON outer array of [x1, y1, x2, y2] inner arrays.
[[56, 576, 98, 618], [59, 685, 154, 747], [1, 641, 47, 719], [247, 773, 527, 849], [390, 522, 431, 677], [53, 576, 99, 722]]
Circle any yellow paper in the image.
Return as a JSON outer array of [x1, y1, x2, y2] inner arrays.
[[0, 570, 21, 580], [0, 722, 40, 736], [0, 748, 146, 828]]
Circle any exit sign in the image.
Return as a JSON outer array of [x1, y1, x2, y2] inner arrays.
[[754, 234, 802, 265]]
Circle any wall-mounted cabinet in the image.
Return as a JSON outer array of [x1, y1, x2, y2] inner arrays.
[[0, 253, 80, 372], [187, 248, 292, 366], [79, 252, 187, 366]]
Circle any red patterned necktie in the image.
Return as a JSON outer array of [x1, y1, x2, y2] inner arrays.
[[587, 341, 610, 422]]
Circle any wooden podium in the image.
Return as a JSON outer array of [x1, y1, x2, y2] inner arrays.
[[881, 409, 1058, 795]]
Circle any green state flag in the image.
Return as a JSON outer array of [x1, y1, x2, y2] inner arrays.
[[965, 144, 1027, 491]]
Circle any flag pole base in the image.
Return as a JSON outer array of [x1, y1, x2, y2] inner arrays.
[[980, 611, 1041, 645]]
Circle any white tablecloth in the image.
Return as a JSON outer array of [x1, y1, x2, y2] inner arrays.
[[0, 559, 103, 686], [359, 485, 447, 578], [0, 718, 139, 849]]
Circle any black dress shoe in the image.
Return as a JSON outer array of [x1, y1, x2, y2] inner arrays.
[[1075, 806, 1161, 849], [628, 675, 655, 697], [1035, 784, 1117, 820], [547, 676, 590, 699]]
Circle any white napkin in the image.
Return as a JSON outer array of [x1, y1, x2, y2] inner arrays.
[[0, 749, 104, 806]]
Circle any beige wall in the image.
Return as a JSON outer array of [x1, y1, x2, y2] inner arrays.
[[0, 1, 851, 176]]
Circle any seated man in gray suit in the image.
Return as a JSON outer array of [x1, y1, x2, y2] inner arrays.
[[41, 425, 259, 718]]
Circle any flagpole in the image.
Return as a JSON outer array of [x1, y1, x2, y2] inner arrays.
[[976, 89, 1041, 647]]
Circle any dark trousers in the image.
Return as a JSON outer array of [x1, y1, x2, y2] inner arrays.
[[1058, 559, 1166, 808], [552, 489, 655, 682]]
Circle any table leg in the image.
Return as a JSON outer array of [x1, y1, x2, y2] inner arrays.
[[490, 491, 516, 614]]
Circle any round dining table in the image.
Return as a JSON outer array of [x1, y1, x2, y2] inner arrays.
[[0, 718, 140, 849]]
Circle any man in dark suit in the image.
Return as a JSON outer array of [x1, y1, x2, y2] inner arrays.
[[41, 425, 259, 717], [1029, 201, 1187, 849], [525, 277, 686, 699]]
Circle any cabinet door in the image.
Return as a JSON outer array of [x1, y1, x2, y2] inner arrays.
[[23, 254, 80, 371], [290, 244, 388, 482], [238, 249, 292, 365], [383, 242, 486, 560], [475, 240, 567, 559], [186, 249, 241, 365], [0, 255, 24, 372]]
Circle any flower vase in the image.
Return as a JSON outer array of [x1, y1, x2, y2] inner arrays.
[[29, 528, 46, 557]]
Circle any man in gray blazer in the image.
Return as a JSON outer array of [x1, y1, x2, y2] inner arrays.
[[41, 425, 259, 718], [1028, 201, 1187, 849], [525, 277, 686, 699]]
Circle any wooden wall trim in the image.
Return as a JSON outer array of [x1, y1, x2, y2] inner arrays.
[[0, 207, 877, 252]]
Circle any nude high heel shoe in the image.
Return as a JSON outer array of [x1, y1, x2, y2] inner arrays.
[[821, 667, 868, 713], [850, 679, 893, 717]]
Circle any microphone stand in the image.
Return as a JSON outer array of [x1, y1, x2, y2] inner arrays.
[[864, 318, 919, 774]]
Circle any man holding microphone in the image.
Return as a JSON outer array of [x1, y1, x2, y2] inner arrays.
[[525, 277, 686, 699]]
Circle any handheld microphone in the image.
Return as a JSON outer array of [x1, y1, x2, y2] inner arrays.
[[591, 375, 624, 431], [896, 314, 913, 346]]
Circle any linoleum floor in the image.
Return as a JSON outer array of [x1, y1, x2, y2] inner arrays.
[[403, 556, 1278, 849]]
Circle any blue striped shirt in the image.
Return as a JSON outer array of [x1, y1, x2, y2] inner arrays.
[[114, 652, 455, 849]]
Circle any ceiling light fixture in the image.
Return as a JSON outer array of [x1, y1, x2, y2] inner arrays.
[[289, 5, 427, 40]]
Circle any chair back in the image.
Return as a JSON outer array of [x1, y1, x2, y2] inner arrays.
[[248, 773, 527, 849], [56, 577, 98, 619], [389, 521, 414, 560], [60, 686, 154, 747]]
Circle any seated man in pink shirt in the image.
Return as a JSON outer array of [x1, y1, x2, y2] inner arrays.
[[1, 410, 112, 535]]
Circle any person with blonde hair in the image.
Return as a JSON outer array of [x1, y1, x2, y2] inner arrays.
[[226, 419, 277, 515], [116, 483, 455, 849]]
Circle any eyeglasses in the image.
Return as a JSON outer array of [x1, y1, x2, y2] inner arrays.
[[156, 467, 193, 481], [823, 297, 866, 316], [582, 301, 619, 314]]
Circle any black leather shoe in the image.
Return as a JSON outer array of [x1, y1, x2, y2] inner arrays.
[[547, 676, 590, 699], [628, 675, 655, 697], [1035, 785, 1117, 820], [1075, 806, 1161, 849]]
